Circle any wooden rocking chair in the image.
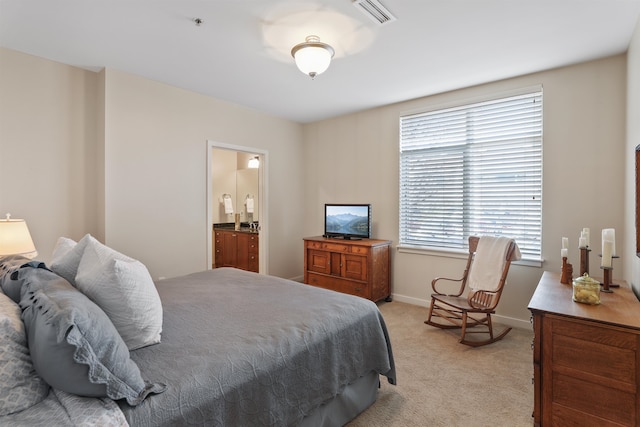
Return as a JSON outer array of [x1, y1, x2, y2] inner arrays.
[[425, 235, 520, 347]]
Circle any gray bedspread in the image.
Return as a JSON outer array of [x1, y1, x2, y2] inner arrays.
[[118, 268, 395, 426]]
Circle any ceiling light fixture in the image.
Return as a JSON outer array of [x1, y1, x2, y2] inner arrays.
[[291, 35, 335, 79]]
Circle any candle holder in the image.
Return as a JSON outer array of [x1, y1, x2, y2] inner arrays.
[[560, 257, 573, 284], [600, 267, 613, 293], [598, 255, 620, 292], [579, 246, 590, 277]]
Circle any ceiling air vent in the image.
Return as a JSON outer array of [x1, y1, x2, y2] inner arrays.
[[352, 0, 397, 25]]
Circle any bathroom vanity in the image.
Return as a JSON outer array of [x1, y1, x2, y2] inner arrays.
[[213, 225, 259, 273]]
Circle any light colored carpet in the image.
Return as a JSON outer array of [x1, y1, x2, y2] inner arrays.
[[347, 301, 534, 427]]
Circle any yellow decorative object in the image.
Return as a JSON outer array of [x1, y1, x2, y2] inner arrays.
[[572, 273, 600, 305]]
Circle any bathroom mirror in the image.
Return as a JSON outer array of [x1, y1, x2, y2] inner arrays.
[[236, 166, 259, 222], [211, 148, 260, 225]]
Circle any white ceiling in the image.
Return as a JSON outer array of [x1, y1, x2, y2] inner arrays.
[[2, 0, 640, 123]]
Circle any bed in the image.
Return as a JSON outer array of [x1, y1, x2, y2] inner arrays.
[[0, 234, 396, 426]]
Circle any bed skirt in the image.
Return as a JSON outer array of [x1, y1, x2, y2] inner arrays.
[[299, 371, 379, 426]]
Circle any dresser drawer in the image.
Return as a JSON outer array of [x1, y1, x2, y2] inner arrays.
[[549, 316, 637, 388], [350, 245, 370, 255], [306, 241, 323, 249], [321, 242, 350, 252], [307, 273, 368, 299]]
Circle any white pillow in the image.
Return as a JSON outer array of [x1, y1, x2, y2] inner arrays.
[[50, 236, 77, 264], [0, 292, 49, 415], [50, 234, 91, 285], [74, 236, 163, 350]]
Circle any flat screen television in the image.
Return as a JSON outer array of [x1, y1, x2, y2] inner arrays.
[[323, 204, 371, 240]]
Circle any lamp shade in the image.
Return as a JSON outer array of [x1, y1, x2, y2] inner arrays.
[[0, 215, 37, 258], [291, 35, 335, 79]]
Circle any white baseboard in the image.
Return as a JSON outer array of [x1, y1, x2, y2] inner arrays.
[[388, 293, 533, 331]]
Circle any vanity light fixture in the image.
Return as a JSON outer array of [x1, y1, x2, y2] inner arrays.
[[291, 35, 335, 79], [248, 156, 260, 169]]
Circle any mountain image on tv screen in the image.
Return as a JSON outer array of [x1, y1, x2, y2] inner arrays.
[[326, 206, 369, 235]]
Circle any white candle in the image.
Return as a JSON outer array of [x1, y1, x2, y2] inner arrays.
[[582, 228, 590, 247], [561, 248, 568, 258], [562, 237, 568, 250], [602, 240, 613, 268], [579, 236, 587, 248], [602, 228, 616, 257]]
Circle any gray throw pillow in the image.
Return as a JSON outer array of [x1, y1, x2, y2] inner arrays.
[[13, 266, 166, 405], [0, 258, 47, 304]]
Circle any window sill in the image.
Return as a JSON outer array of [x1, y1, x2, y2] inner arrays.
[[396, 244, 543, 268]]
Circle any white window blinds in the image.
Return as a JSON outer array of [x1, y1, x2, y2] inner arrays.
[[399, 91, 542, 260]]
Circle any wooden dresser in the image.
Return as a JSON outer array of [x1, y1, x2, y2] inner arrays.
[[303, 236, 391, 302], [528, 271, 640, 426]]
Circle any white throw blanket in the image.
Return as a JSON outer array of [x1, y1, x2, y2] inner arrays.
[[468, 236, 521, 292]]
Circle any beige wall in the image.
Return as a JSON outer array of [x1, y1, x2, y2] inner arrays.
[[0, 48, 304, 281], [303, 55, 627, 327], [102, 69, 304, 280], [0, 48, 103, 255], [626, 17, 640, 296]]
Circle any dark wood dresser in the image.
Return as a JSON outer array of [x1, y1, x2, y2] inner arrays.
[[213, 228, 259, 273], [303, 236, 391, 302], [528, 271, 640, 426]]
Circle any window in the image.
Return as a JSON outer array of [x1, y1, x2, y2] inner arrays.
[[399, 90, 542, 260]]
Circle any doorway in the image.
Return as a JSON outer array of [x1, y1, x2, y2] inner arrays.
[[206, 141, 268, 274]]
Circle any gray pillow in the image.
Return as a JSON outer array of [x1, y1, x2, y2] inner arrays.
[[0, 258, 46, 302], [13, 266, 166, 405], [0, 255, 30, 282]]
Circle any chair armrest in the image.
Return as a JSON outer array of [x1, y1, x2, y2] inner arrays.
[[431, 276, 466, 296]]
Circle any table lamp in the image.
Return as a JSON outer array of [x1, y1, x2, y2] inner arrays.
[[0, 213, 37, 258]]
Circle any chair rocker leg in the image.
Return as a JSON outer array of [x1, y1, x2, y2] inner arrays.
[[425, 302, 463, 329], [459, 314, 512, 347]]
